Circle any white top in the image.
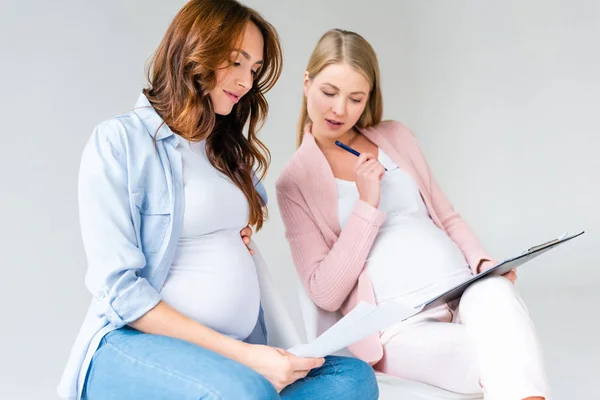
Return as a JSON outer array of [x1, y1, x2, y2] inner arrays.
[[337, 150, 473, 307], [160, 138, 260, 340]]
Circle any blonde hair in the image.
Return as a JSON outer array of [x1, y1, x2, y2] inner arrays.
[[297, 29, 383, 147]]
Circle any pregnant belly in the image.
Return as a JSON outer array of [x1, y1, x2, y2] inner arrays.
[[367, 219, 473, 304], [160, 230, 261, 340]]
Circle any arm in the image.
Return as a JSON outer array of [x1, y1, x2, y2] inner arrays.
[[129, 301, 252, 359], [130, 303, 323, 392], [277, 187, 385, 312], [79, 121, 162, 328]]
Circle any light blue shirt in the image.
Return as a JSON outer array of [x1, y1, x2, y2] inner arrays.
[[57, 93, 269, 400]]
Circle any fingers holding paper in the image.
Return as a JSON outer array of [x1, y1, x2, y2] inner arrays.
[[246, 345, 324, 392]]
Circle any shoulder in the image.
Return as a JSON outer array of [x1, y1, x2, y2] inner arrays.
[[84, 111, 159, 168], [275, 152, 303, 201], [364, 119, 416, 145], [275, 137, 317, 200], [360, 120, 425, 161]]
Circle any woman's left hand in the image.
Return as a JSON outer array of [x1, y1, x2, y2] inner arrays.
[[240, 225, 254, 255], [478, 260, 517, 283], [503, 269, 517, 283]]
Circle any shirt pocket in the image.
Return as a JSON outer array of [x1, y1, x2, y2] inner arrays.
[[134, 191, 171, 253]]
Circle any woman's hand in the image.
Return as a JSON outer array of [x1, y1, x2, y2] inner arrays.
[[503, 269, 517, 283], [354, 152, 386, 208], [240, 225, 254, 255], [478, 260, 517, 283], [244, 345, 325, 392]]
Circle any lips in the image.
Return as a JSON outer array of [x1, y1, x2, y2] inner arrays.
[[325, 118, 344, 130], [224, 90, 240, 103]]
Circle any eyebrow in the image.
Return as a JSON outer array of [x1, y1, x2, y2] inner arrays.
[[233, 49, 263, 65], [322, 83, 367, 96]]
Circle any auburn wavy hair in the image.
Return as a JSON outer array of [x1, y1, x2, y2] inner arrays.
[[143, 0, 282, 231]]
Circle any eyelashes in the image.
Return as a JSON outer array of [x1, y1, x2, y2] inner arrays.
[[233, 62, 259, 78], [322, 91, 362, 103]]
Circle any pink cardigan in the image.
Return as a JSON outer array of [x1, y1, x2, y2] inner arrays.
[[275, 120, 494, 366]]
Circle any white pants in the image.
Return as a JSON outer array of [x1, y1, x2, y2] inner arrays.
[[377, 276, 550, 400]]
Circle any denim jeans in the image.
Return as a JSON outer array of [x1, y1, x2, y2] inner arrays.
[[82, 327, 378, 400]]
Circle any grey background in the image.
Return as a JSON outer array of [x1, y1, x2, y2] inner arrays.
[[1, 0, 598, 398]]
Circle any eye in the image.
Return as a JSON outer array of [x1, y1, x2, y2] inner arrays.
[[233, 62, 242, 67], [322, 91, 335, 97], [351, 98, 362, 103]]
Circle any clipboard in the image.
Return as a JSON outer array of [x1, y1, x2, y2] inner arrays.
[[415, 230, 585, 312]]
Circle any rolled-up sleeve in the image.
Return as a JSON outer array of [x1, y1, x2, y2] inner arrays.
[[252, 170, 268, 206], [79, 120, 161, 328]]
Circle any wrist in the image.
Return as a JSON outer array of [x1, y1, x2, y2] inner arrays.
[[358, 196, 378, 208], [353, 199, 385, 225], [228, 341, 256, 366], [198, 332, 253, 366]]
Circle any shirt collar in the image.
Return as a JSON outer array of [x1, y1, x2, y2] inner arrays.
[[133, 92, 177, 142]]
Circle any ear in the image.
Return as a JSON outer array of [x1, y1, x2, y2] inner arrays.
[[303, 71, 311, 97]]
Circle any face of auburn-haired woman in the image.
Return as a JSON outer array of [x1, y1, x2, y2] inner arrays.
[[209, 21, 264, 115]]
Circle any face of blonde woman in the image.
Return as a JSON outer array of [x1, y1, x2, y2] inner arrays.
[[304, 62, 370, 140]]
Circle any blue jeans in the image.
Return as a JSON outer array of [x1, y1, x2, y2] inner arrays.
[[82, 327, 378, 400]]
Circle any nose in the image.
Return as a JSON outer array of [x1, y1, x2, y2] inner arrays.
[[236, 68, 254, 92], [332, 97, 346, 116]]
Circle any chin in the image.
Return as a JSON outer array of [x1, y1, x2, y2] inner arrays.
[[214, 106, 234, 116]]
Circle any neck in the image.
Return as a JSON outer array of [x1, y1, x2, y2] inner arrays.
[[313, 127, 359, 154]]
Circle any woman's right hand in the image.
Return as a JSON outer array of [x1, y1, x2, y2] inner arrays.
[[244, 345, 325, 392], [354, 152, 386, 208]]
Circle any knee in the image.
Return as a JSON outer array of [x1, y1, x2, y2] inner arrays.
[[326, 356, 379, 400], [461, 276, 522, 314], [463, 276, 514, 302]]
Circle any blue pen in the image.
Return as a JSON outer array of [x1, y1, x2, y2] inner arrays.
[[335, 140, 387, 171]]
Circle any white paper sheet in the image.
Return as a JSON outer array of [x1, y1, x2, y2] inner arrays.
[[288, 301, 422, 358]]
